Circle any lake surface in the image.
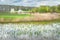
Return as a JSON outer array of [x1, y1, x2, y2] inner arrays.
[[0, 23, 60, 40]]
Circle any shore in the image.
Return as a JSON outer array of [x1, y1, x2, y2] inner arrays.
[[0, 13, 60, 23]]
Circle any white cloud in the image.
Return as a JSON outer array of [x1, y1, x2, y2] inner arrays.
[[0, 0, 60, 7]]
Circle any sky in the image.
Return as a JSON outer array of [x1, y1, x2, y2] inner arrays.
[[0, 0, 60, 7]]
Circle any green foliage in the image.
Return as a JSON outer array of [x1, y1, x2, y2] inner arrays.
[[30, 5, 60, 13], [38, 6, 50, 13]]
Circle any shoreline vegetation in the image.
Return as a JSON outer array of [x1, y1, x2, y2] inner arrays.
[[0, 19, 60, 24], [0, 13, 60, 24]]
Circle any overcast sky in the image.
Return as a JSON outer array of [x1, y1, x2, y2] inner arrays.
[[0, 0, 60, 7]]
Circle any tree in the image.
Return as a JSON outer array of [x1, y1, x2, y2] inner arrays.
[[56, 5, 60, 13]]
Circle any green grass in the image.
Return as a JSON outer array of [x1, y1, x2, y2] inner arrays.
[[0, 12, 31, 18], [0, 14, 31, 18]]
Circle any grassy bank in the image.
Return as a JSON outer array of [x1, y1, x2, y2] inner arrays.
[[0, 12, 60, 24], [0, 14, 31, 18], [0, 12, 31, 18], [0, 19, 60, 24]]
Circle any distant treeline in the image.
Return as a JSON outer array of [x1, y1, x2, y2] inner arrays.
[[29, 5, 60, 13]]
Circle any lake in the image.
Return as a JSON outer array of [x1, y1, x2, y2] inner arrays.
[[0, 23, 60, 40]]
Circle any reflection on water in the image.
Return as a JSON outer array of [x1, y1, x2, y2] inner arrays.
[[0, 23, 60, 40]]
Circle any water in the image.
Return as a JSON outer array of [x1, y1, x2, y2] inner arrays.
[[0, 23, 60, 40]]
